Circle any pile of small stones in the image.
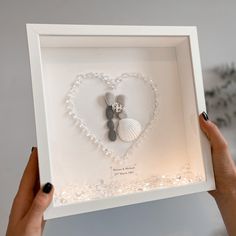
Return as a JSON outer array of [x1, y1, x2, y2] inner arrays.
[[104, 92, 126, 141]]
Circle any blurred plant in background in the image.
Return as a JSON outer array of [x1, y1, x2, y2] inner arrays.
[[205, 63, 236, 128]]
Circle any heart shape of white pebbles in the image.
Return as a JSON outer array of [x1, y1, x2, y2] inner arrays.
[[66, 72, 159, 164]]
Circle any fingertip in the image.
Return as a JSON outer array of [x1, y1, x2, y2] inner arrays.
[[30, 147, 38, 157], [37, 183, 54, 209], [199, 112, 216, 135], [42, 182, 53, 194], [26, 182, 54, 223], [199, 111, 210, 124], [199, 111, 210, 131], [201, 111, 209, 121], [29, 147, 38, 165], [31, 146, 36, 153], [41, 183, 54, 205], [38, 183, 54, 205], [199, 112, 228, 151]]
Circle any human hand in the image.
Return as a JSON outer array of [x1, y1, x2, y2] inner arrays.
[[6, 147, 54, 236], [199, 111, 236, 236], [199, 111, 236, 199]]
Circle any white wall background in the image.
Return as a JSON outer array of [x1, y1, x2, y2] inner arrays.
[[1, 0, 236, 235]]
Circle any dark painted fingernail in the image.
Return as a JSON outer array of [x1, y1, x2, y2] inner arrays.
[[31, 147, 35, 153], [202, 111, 209, 121], [42, 182, 53, 194]]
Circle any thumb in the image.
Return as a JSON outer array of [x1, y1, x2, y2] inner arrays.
[[25, 183, 53, 227], [199, 112, 229, 153], [199, 112, 235, 177]]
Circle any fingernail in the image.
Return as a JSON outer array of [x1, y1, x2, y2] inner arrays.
[[42, 182, 53, 194], [202, 111, 209, 121], [31, 147, 35, 153]]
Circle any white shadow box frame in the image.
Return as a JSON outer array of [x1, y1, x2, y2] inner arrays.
[[26, 24, 215, 220]]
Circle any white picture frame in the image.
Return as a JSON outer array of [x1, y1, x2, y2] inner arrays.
[[26, 24, 215, 220]]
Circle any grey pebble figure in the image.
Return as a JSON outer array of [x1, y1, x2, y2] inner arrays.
[[105, 92, 117, 141]]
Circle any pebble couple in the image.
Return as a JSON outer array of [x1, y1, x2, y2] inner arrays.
[[104, 92, 142, 142]]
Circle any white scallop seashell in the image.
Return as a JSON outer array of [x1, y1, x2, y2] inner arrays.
[[117, 118, 142, 142]]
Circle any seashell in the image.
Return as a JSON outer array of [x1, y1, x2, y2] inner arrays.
[[116, 95, 125, 106], [117, 118, 142, 142], [105, 92, 115, 106]]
